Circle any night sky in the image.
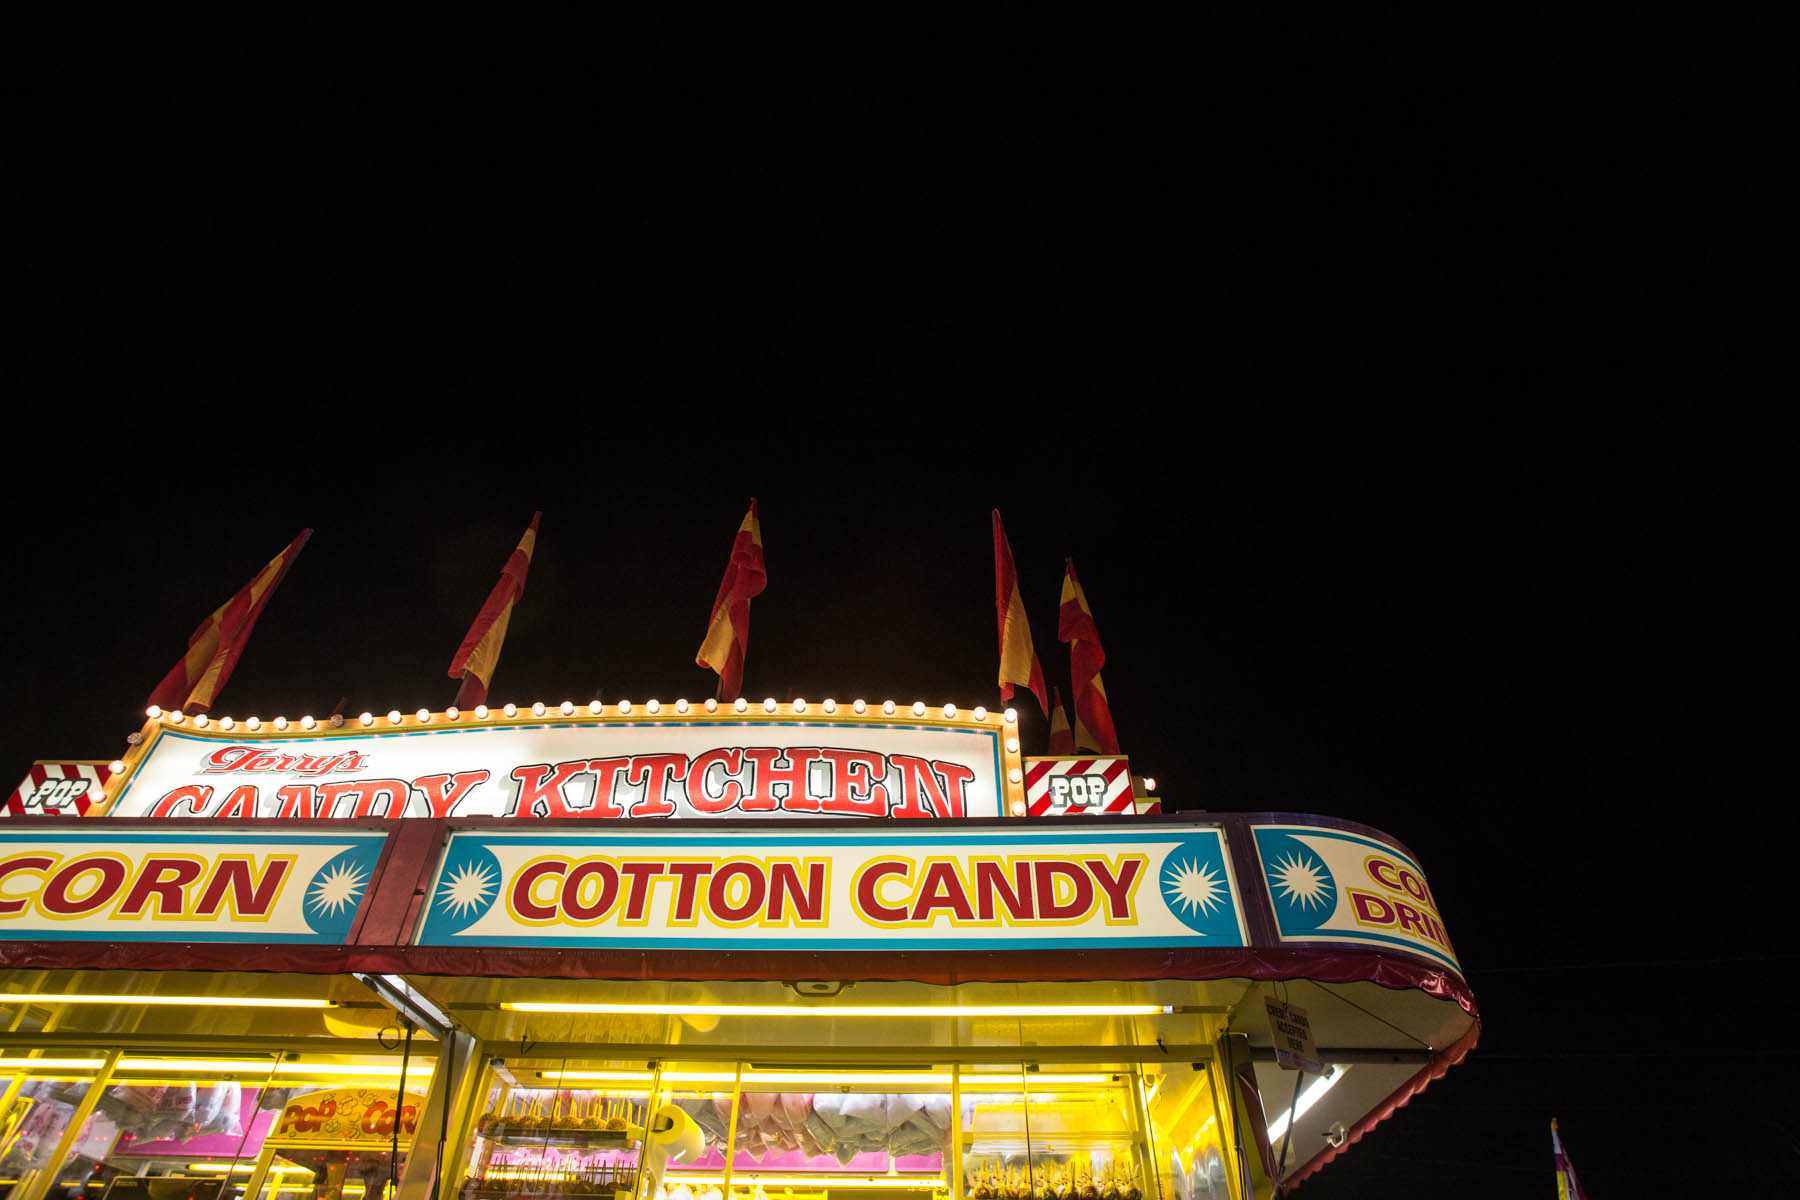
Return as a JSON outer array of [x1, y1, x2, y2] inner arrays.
[[10, 10, 1792, 1196]]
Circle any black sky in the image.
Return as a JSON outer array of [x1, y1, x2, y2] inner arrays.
[[7, 9, 1794, 1196]]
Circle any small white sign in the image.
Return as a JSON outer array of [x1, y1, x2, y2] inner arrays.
[[1264, 998, 1323, 1074]]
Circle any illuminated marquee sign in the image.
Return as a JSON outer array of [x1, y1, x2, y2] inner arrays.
[[414, 823, 1247, 949], [1252, 824, 1460, 972], [0, 827, 388, 942], [103, 708, 1021, 821]]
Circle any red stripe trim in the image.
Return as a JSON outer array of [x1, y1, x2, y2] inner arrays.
[[1023, 762, 1054, 787]]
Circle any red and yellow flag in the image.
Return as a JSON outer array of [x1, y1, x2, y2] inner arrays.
[[1552, 1120, 1588, 1200], [147, 529, 312, 715], [448, 512, 540, 709], [992, 510, 1048, 715], [1046, 685, 1076, 754], [1058, 558, 1120, 754], [696, 500, 767, 701]]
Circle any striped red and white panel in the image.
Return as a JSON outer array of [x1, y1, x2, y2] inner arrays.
[[1024, 756, 1134, 816], [5, 761, 114, 817]]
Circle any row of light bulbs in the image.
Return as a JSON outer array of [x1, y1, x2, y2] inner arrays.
[[146, 699, 1017, 727]]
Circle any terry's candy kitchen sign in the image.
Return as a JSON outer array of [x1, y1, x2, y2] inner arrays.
[[93, 706, 1024, 821]]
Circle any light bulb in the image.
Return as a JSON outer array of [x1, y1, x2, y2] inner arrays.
[[446, 707, 460, 721], [109, 760, 125, 773], [973, 706, 987, 721], [1008, 767, 1023, 784], [676, 699, 690, 714], [589, 700, 603, 715], [272, 717, 287, 730], [704, 698, 718, 713], [475, 705, 490, 719], [388, 710, 403, 725], [1010, 799, 1027, 816], [300, 716, 316, 730], [145, 705, 162, 719], [360, 713, 374, 727], [416, 708, 432, 723], [1004, 708, 1018, 724], [734, 698, 748, 713], [1143, 777, 1157, 792], [792, 698, 807, 713], [853, 699, 867, 714], [883, 700, 896, 715], [822, 699, 837, 714], [246, 717, 261, 731], [503, 703, 517, 717], [561, 701, 575, 716], [912, 701, 927, 717], [763, 697, 778, 712], [531, 701, 546, 717], [942, 704, 957, 718], [1006, 739, 1020, 754], [219, 717, 234, 730], [617, 700, 632, 715], [646, 699, 660, 714], [192, 714, 209, 728]]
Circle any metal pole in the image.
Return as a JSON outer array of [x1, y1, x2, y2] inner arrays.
[[1267, 1072, 1303, 1199]]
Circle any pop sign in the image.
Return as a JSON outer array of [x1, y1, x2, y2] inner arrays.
[[1252, 824, 1459, 972], [415, 822, 1247, 950], [104, 709, 1020, 822]]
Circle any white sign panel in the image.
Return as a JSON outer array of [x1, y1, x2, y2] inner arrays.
[[108, 717, 1014, 821], [415, 823, 1248, 950], [0, 827, 388, 943], [1253, 824, 1460, 972]]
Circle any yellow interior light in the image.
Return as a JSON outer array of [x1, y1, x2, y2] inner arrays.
[[0, 994, 334, 1009], [188, 1164, 314, 1175], [543, 1070, 1112, 1087], [667, 1177, 944, 1190], [505, 1002, 1165, 1018], [124, 1059, 433, 1078]]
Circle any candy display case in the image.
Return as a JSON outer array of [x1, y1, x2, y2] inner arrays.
[[958, 1077, 1149, 1200], [463, 1086, 650, 1200]]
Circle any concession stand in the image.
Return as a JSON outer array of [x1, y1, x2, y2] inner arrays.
[[2, 699, 1477, 1200]]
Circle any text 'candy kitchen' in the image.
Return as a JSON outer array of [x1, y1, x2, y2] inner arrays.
[[1, 505, 1477, 1200]]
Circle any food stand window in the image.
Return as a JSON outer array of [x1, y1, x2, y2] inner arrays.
[[0, 1054, 434, 1200]]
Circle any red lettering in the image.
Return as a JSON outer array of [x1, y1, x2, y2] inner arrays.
[[617, 860, 662, 919], [274, 784, 319, 819], [213, 784, 261, 819], [584, 758, 631, 818], [818, 750, 889, 817], [118, 858, 206, 916], [708, 862, 766, 921], [511, 860, 566, 920], [0, 855, 55, 916], [1350, 889, 1396, 926], [148, 785, 213, 818], [767, 861, 828, 922], [194, 858, 292, 918], [740, 748, 823, 812], [889, 755, 973, 818], [1032, 862, 1095, 920], [510, 761, 592, 818], [318, 779, 409, 818], [910, 860, 975, 921], [855, 860, 911, 922], [41, 857, 128, 916], [685, 749, 746, 813], [203, 746, 253, 771], [414, 771, 490, 817], [1085, 857, 1144, 920], [1394, 901, 1429, 938], [667, 861, 714, 920], [1366, 857, 1403, 892], [625, 755, 687, 818], [971, 860, 1035, 921], [563, 860, 621, 921]]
